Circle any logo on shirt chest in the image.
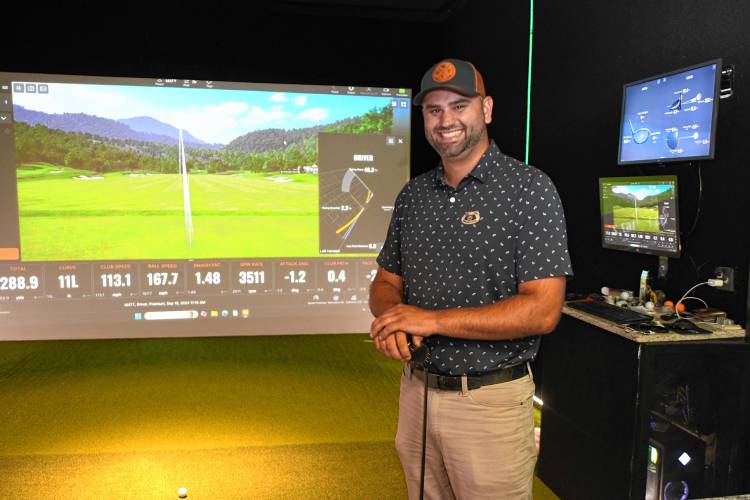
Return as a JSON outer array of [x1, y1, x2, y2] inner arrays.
[[460, 211, 481, 225]]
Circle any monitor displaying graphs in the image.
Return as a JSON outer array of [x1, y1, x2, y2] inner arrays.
[[0, 72, 411, 340], [618, 59, 720, 165]]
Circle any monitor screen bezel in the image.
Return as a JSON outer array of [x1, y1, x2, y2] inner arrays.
[[617, 58, 722, 166], [599, 175, 681, 258]]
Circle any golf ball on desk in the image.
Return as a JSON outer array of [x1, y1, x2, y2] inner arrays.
[[178, 487, 188, 498]]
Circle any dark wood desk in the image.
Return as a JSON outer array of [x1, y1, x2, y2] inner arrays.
[[536, 308, 750, 499]]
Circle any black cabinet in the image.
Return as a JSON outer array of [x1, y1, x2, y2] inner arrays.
[[536, 314, 750, 499]]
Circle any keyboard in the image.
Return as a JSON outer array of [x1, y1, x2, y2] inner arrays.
[[566, 300, 653, 324]]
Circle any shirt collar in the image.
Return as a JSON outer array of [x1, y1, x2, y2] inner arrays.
[[433, 140, 501, 187]]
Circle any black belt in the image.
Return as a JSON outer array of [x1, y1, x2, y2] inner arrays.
[[412, 363, 528, 391]]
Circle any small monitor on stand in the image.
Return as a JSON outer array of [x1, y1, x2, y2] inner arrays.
[[599, 175, 680, 276]]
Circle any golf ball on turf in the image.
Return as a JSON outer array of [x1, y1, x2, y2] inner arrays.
[[178, 487, 188, 498]]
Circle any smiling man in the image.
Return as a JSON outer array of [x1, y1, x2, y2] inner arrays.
[[369, 59, 573, 499]]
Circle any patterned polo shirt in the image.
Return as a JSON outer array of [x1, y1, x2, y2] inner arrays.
[[377, 140, 573, 375]]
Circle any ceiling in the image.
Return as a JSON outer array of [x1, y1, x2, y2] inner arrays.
[[262, 0, 467, 22]]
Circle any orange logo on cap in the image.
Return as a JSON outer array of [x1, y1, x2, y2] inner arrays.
[[432, 61, 456, 83]]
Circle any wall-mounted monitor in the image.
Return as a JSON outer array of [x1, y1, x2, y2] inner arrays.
[[618, 59, 721, 165], [599, 176, 680, 257], [0, 71, 411, 340]]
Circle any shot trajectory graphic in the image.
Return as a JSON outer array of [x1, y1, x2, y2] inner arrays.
[[335, 169, 374, 240], [319, 167, 375, 251], [658, 203, 670, 227], [178, 129, 194, 247], [317, 133, 405, 254]]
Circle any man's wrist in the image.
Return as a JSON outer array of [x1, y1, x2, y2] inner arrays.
[[371, 299, 401, 317], [428, 309, 444, 337]]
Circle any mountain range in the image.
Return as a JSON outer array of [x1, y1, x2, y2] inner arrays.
[[13, 105, 366, 154], [13, 106, 211, 147], [225, 116, 359, 154], [610, 188, 673, 206]]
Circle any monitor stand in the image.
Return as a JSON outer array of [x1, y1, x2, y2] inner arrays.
[[658, 256, 668, 279]]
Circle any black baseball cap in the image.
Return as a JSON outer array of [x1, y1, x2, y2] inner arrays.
[[413, 58, 486, 105]]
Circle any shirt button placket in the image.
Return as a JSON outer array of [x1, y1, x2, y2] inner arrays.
[[446, 191, 457, 223]]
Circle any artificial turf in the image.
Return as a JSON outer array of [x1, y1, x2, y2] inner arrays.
[[0, 334, 401, 498], [0, 334, 558, 499]]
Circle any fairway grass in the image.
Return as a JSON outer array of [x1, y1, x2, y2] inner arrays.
[[17, 168, 320, 261], [612, 206, 659, 232], [20, 214, 318, 260]]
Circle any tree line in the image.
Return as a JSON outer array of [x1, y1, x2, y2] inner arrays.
[[15, 106, 393, 174]]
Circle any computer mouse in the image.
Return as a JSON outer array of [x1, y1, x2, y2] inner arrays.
[[669, 318, 711, 334], [670, 318, 696, 330]]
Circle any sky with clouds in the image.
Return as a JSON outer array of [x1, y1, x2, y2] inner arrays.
[[13, 83, 394, 144]]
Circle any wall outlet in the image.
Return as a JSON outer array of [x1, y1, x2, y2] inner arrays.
[[714, 266, 735, 292]]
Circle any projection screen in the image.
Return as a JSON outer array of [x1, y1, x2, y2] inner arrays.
[[0, 72, 411, 340]]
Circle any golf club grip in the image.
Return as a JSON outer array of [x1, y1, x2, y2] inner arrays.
[[408, 337, 429, 366]]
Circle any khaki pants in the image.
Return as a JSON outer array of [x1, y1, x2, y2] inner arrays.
[[395, 366, 536, 500]]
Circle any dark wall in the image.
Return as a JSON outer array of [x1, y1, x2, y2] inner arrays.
[[531, 1, 750, 325], [10, 3, 745, 325], [10, 7, 440, 86], [7, 6, 448, 176], [6, 3, 533, 212], [412, 2, 533, 175], [5, 1, 532, 224]]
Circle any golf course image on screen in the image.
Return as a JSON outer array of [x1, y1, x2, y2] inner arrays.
[[612, 206, 660, 232], [602, 183, 674, 233], [13, 83, 393, 261]]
